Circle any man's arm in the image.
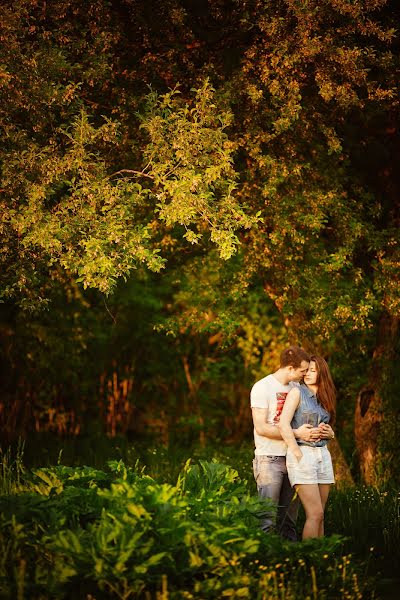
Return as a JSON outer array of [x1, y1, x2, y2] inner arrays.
[[252, 407, 283, 439], [252, 406, 317, 441]]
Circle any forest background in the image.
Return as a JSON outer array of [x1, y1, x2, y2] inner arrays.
[[1, 0, 400, 487]]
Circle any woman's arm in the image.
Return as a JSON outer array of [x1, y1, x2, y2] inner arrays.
[[252, 407, 321, 441], [277, 387, 303, 460]]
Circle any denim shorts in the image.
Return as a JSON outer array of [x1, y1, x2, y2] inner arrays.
[[286, 445, 335, 486]]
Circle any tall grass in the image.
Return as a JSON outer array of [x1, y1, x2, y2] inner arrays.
[[0, 439, 25, 495], [326, 486, 400, 575]]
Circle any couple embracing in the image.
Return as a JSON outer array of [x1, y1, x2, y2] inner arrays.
[[251, 346, 336, 541]]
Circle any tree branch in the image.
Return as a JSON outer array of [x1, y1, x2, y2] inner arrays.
[[110, 169, 154, 179]]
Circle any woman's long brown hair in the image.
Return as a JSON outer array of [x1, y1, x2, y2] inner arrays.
[[310, 355, 336, 424]]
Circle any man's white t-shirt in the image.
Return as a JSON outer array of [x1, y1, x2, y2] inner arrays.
[[250, 374, 293, 456]]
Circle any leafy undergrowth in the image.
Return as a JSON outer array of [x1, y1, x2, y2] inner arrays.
[[0, 458, 371, 599]]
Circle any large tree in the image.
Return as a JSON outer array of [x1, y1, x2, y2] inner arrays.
[[1, 0, 399, 481]]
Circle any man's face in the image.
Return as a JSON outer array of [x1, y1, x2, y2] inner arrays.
[[288, 360, 309, 382]]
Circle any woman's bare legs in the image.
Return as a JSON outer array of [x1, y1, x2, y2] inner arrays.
[[296, 484, 324, 539], [318, 484, 331, 536]]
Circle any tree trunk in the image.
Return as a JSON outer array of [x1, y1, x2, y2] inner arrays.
[[330, 438, 354, 487], [355, 313, 399, 485]]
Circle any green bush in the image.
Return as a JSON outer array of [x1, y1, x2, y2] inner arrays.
[[0, 457, 375, 599]]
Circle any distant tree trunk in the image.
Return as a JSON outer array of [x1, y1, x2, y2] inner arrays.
[[355, 314, 399, 484], [330, 438, 354, 487], [182, 356, 205, 447]]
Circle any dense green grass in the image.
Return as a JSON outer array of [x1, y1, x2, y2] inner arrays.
[[0, 439, 399, 599]]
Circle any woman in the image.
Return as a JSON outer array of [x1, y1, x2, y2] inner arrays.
[[278, 355, 336, 539]]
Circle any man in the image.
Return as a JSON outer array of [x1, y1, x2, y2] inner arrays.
[[251, 345, 319, 541]]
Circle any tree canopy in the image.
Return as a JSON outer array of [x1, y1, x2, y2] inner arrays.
[[1, 0, 399, 481]]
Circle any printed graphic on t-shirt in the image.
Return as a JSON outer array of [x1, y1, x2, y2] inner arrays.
[[273, 392, 288, 423]]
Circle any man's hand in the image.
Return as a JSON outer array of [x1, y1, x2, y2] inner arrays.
[[294, 424, 321, 443], [318, 423, 335, 440]]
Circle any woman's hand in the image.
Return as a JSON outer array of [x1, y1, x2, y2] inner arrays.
[[294, 424, 321, 443], [318, 423, 335, 440], [294, 449, 303, 462]]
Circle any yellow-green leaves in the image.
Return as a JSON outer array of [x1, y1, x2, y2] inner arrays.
[[141, 81, 255, 260], [3, 83, 258, 297]]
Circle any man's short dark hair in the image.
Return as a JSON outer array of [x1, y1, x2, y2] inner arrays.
[[280, 346, 310, 368]]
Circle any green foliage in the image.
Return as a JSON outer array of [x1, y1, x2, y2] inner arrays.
[[2, 0, 398, 324], [0, 456, 374, 599], [200, 0, 398, 351], [2, 67, 255, 299], [141, 81, 256, 259]]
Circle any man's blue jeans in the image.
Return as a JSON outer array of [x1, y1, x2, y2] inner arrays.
[[253, 455, 299, 541]]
